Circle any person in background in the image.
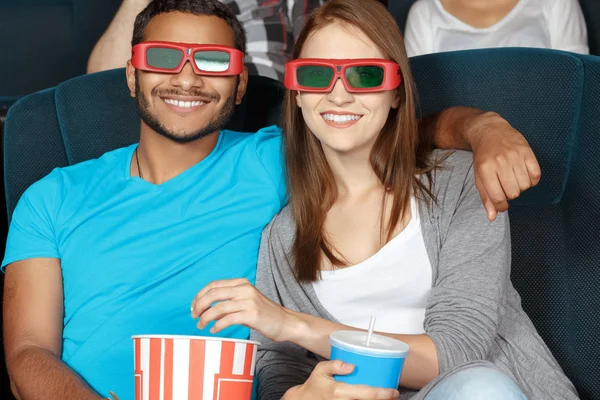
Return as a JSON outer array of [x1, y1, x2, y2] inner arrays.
[[87, 0, 391, 80], [190, 1, 577, 399], [404, 0, 589, 58]]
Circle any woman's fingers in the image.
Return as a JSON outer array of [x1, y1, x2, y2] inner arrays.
[[196, 299, 250, 329], [191, 286, 240, 318], [193, 278, 250, 302]]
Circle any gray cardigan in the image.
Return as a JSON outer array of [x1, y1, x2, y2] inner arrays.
[[250, 150, 578, 400]]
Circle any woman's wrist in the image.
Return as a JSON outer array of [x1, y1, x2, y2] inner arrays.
[[280, 309, 339, 359], [280, 308, 312, 344], [282, 384, 301, 399]]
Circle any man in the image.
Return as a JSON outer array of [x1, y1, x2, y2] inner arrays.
[[3, 0, 539, 399]]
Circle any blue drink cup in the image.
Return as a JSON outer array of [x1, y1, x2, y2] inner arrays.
[[329, 330, 410, 389]]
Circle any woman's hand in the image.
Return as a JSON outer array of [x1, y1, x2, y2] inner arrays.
[[283, 361, 400, 400], [190, 278, 295, 342]]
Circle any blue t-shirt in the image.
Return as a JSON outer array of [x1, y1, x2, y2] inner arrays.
[[2, 126, 286, 399]]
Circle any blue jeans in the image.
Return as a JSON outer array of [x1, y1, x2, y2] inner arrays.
[[424, 366, 527, 400]]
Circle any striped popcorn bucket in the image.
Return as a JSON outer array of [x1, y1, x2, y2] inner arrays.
[[132, 335, 260, 400]]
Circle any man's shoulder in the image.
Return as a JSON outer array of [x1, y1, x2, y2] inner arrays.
[[220, 125, 283, 175], [25, 145, 134, 198], [220, 125, 282, 150]]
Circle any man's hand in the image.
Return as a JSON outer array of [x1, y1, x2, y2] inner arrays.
[[467, 112, 541, 221]]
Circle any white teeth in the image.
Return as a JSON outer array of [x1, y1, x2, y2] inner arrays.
[[163, 99, 205, 108], [322, 113, 362, 123]]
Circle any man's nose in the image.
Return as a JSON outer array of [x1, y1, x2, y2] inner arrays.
[[170, 61, 203, 91]]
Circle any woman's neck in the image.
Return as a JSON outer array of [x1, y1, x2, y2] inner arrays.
[[323, 145, 381, 198]]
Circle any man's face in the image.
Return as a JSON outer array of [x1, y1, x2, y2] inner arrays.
[[126, 12, 248, 143]]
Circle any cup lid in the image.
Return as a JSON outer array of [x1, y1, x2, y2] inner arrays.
[[329, 330, 409, 358]]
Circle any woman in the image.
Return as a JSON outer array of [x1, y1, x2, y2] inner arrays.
[[404, 0, 589, 57], [190, 0, 577, 398]]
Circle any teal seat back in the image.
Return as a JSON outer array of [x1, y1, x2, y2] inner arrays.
[[411, 48, 600, 400]]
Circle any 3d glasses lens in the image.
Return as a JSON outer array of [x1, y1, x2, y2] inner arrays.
[[345, 66, 385, 88], [296, 66, 335, 88], [146, 48, 184, 69], [194, 50, 231, 72]]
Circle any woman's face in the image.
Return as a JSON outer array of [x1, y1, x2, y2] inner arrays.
[[297, 23, 400, 157]]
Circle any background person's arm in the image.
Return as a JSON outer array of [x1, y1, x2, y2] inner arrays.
[[3, 258, 104, 400], [420, 107, 541, 220], [87, 0, 151, 74]]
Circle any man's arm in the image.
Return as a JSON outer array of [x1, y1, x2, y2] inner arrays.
[[3, 259, 104, 400], [421, 107, 542, 221], [87, 0, 150, 74]]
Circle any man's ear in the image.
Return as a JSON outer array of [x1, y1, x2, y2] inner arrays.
[[235, 68, 249, 105], [126, 60, 136, 98]]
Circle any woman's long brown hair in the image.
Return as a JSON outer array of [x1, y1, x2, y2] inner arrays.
[[284, 0, 436, 282]]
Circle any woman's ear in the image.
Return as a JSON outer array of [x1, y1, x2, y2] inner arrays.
[[295, 91, 303, 108], [391, 90, 401, 109]]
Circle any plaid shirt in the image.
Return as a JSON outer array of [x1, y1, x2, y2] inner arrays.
[[223, 0, 324, 80]]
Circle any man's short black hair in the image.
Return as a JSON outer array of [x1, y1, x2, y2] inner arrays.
[[131, 0, 246, 54]]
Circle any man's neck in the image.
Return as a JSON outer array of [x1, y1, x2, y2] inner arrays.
[[133, 127, 220, 185]]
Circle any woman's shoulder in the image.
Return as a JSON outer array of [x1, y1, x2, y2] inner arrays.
[[429, 149, 474, 182], [422, 149, 476, 211], [263, 205, 296, 246]]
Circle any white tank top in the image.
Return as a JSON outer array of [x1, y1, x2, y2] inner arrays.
[[312, 197, 432, 334], [403, 0, 589, 57]]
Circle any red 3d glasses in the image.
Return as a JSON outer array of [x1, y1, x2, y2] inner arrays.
[[284, 58, 402, 93], [131, 41, 244, 75]]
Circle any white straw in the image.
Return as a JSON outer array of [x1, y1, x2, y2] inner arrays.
[[366, 316, 376, 347]]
